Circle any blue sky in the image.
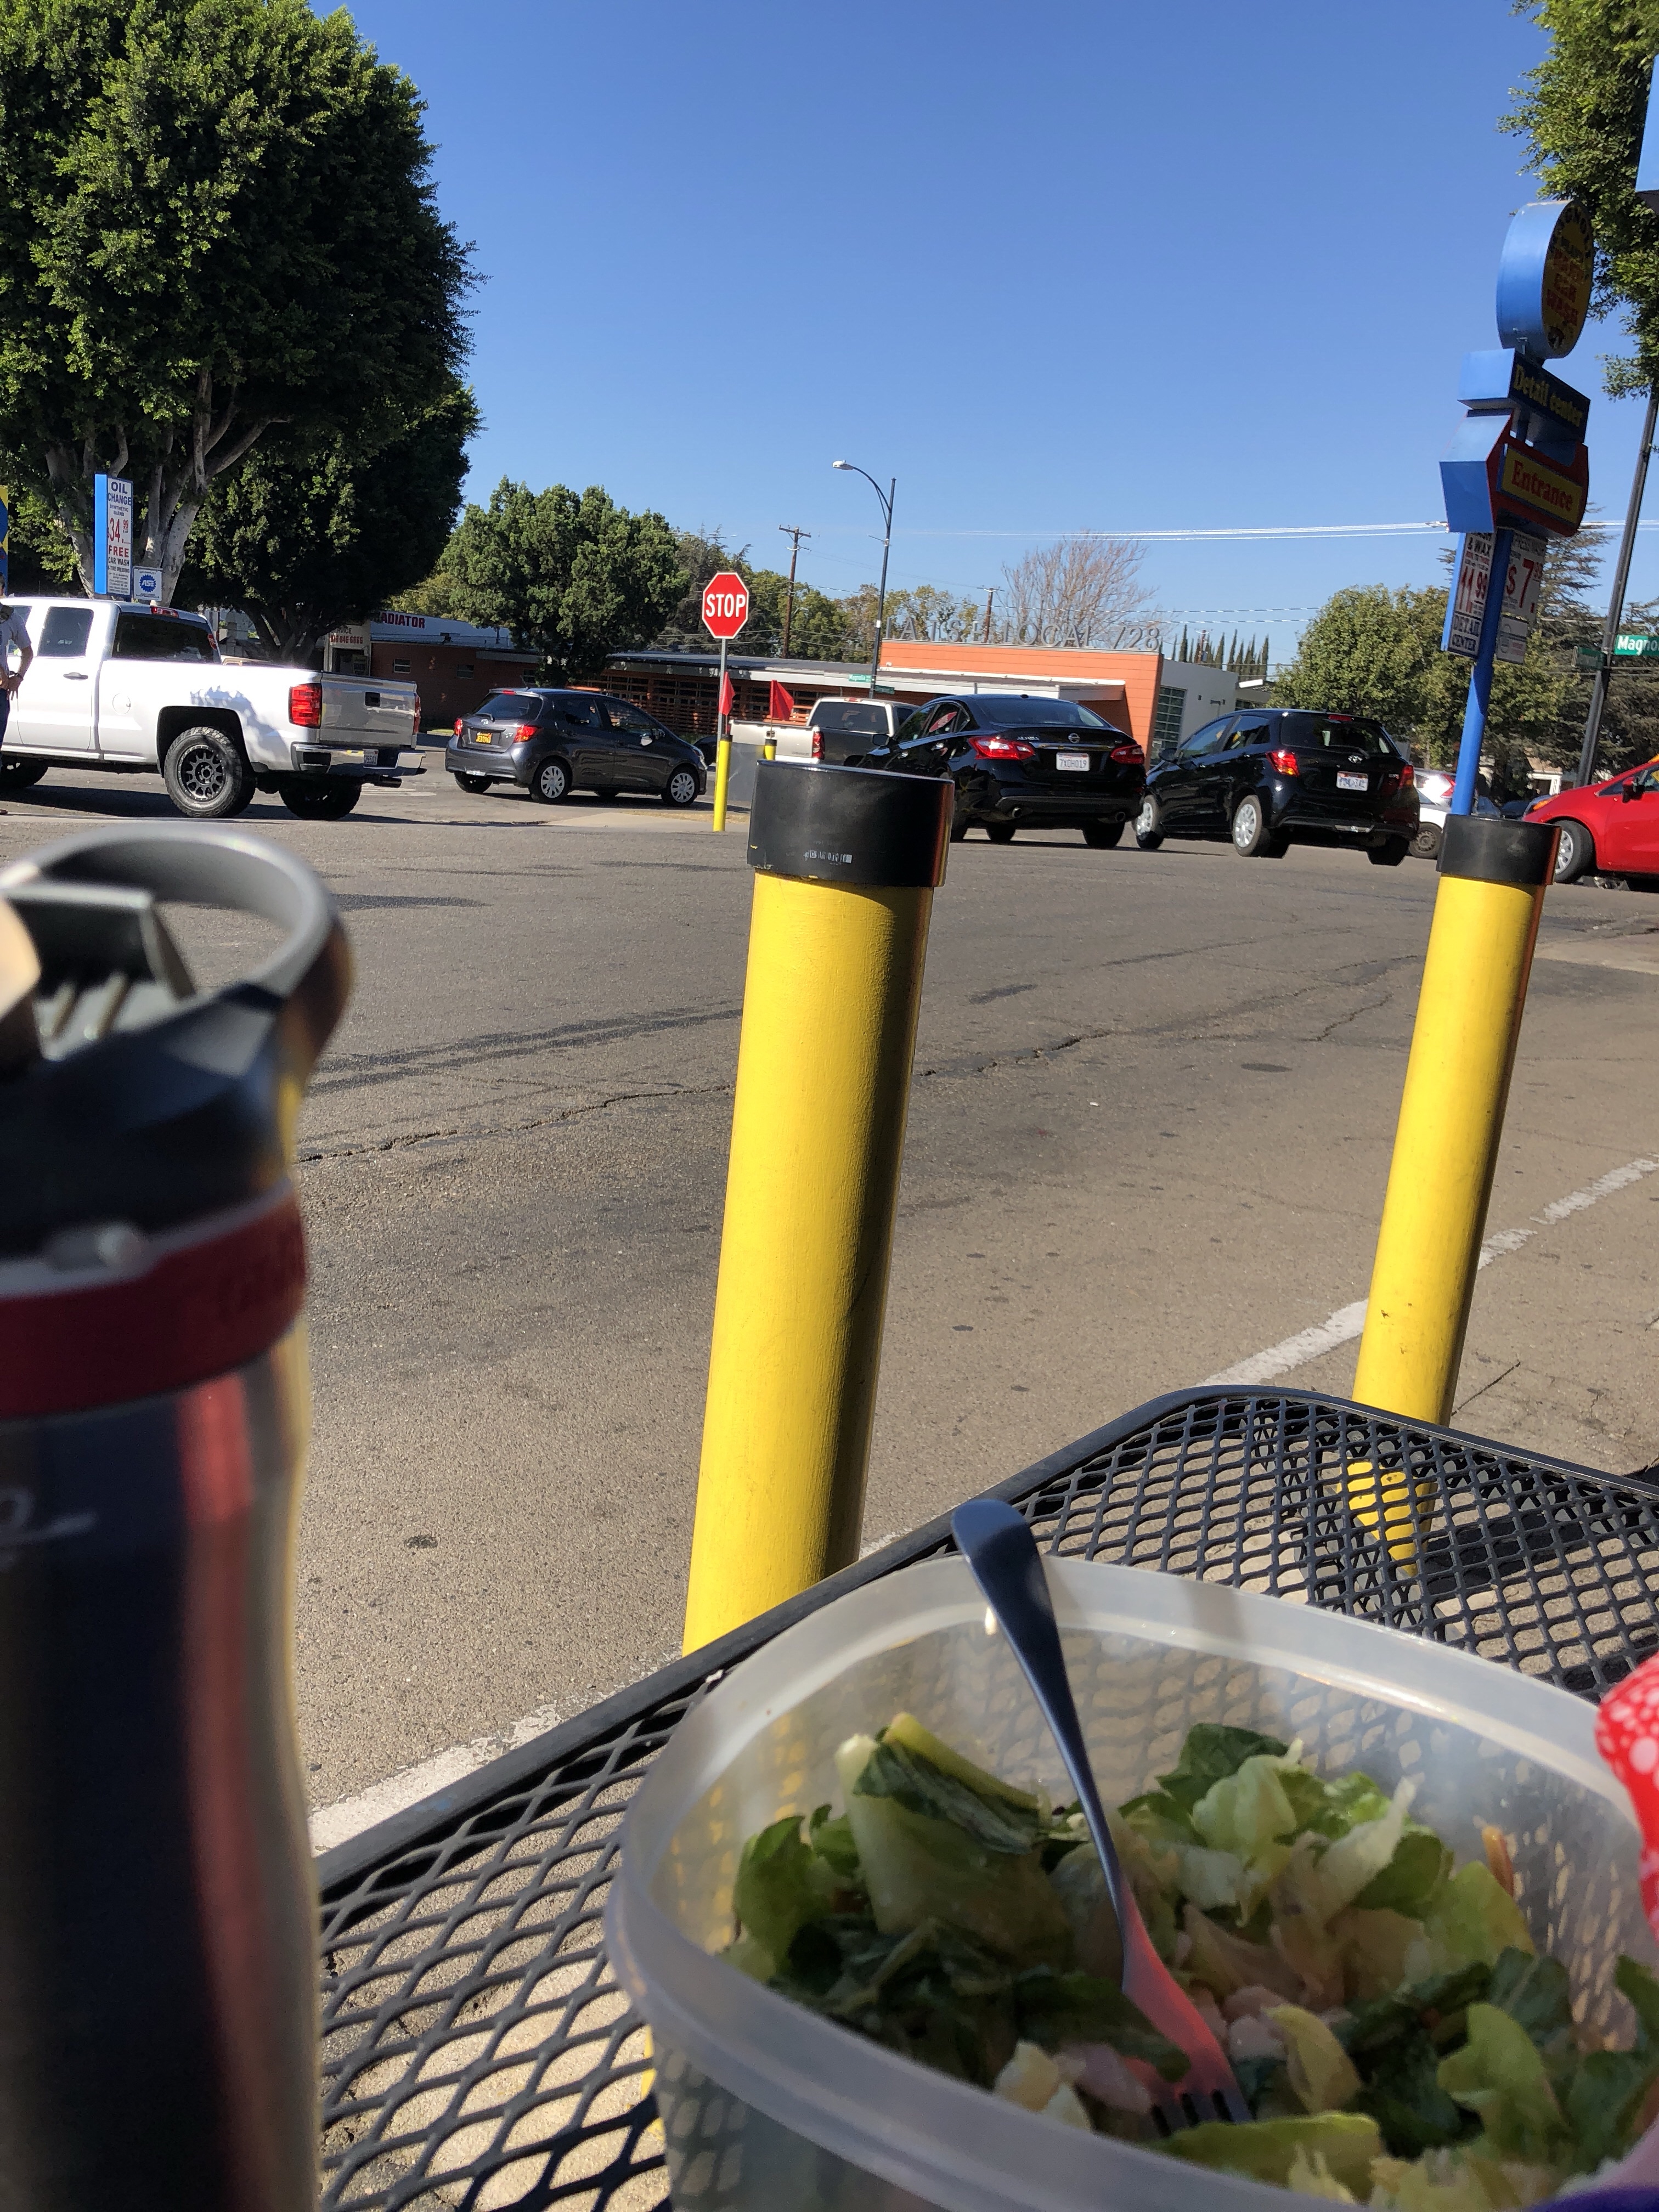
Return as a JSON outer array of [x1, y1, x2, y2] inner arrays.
[[343, 0, 1652, 664]]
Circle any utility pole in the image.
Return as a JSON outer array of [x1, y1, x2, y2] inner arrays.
[[981, 586, 995, 643], [1577, 384, 1659, 788], [777, 523, 810, 656]]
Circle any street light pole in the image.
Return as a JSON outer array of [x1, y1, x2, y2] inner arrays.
[[1577, 382, 1659, 789], [833, 460, 896, 695], [777, 523, 810, 656]]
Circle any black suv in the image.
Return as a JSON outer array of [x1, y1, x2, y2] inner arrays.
[[1137, 709, 1419, 865], [863, 693, 1146, 844], [447, 689, 707, 808]]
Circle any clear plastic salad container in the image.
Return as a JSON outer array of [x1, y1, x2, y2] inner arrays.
[[606, 1558, 1652, 2211]]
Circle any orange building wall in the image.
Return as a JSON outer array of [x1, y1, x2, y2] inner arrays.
[[877, 642, 1163, 746]]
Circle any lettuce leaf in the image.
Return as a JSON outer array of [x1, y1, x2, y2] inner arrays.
[[1355, 1829, 1454, 1918], [1163, 2112, 1382, 2194], [855, 1735, 1046, 1855], [1562, 1955, 1659, 2170], [731, 1815, 837, 1968], [1192, 1751, 1301, 1861], [1436, 2002, 1568, 2163], [1012, 1965, 1186, 2078], [1269, 2004, 1363, 2113], [836, 1735, 1071, 1963], [1422, 1865, 1534, 1972], [1157, 1724, 1290, 1814]]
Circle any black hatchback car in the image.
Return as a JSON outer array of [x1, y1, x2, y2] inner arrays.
[[862, 693, 1146, 844], [1137, 708, 1419, 865], [447, 689, 707, 808]]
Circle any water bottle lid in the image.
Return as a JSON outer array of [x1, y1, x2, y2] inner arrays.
[[0, 826, 349, 1259]]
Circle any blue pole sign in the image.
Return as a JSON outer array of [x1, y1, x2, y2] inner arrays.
[[92, 472, 132, 599], [1494, 200, 1593, 360], [1438, 199, 1593, 816]]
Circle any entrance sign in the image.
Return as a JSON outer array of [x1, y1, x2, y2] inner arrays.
[[701, 571, 749, 640], [1442, 411, 1588, 539], [1494, 200, 1593, 361], [93, 473, 132, 598]]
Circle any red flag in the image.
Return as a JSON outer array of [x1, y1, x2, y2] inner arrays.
[[768, 679, 796, 723], [719, 670, 735, 719]]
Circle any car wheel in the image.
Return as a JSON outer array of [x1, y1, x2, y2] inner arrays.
[[1367, 837, 1408, 868], [1553, 819, 1593, 882], [985, 822, 1017, 844], [162, 725, 256, 820], [1410, 824, 1441, 859], [531, 756, 571, 805], [1082, 820, 1124, 848], [279, 777, 361, 820], [1135, 795, 1165, 850], [1231, 793, 1272, 856], [454, 772, 490, 795], [662, 765, 699, 808], [0, 757, 47, 791]]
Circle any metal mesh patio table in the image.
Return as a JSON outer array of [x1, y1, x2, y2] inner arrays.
[[314, 1385, 1659, 2209]]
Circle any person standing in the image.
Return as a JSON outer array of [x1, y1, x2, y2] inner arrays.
[[0, 599, 32, 743]]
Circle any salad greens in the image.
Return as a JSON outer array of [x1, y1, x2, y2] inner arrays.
[[719, 1712, 1659, 2204]]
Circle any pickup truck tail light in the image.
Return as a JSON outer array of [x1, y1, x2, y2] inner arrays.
[[1268, 747, 1299, 775], [972, 736, 1036, 760], [1108, 741, 1144, 764], [288, 681, 323, 728], [811, 731, 823, 759]]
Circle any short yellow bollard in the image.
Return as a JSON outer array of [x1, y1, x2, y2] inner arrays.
[[762, 731, 777, 761], [682, 762, 952, 1651], [710, 736, 733, 832], [1351, 814, 1558, 1447]]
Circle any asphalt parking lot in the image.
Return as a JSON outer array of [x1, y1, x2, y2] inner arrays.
[[4, 748, 1657, 1836]]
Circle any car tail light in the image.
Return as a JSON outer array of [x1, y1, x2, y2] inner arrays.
[[1398, 761, 1414, 786], [288, 680, 322, 728], [811, 731, 823, 759], [972, 735, 1036, 760], [1108, 741, 1143, 764], [454, 717, 464, 737], [1268, 747, 1299, 775], [512, 722, 537, 741]]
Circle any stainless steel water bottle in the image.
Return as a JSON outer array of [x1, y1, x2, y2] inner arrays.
[[0, 824, 349, 2210]]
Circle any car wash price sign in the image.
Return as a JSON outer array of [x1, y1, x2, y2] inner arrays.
[[93, 471, 133, 598], [1437, 199, 1592, 815]]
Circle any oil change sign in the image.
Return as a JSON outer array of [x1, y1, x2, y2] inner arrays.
[[1442, 529, 1546, 663]]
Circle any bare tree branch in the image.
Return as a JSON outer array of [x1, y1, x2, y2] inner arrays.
[[998, 535, 1162, 651]]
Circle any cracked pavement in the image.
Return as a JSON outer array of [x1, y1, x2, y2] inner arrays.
[[3, 760, 1656, 1808]]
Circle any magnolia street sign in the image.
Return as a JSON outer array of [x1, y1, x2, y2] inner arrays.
[[1613, 633, 1659, 660]]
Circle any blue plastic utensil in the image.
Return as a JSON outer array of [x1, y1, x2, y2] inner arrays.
[[951, 1498, 1250, 2131]]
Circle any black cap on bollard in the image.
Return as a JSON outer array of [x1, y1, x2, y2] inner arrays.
[[1438, 812, 1559, 887], [747, 760, 952, 889]]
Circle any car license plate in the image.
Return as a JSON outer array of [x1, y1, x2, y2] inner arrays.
[[1056, 753, 1089, 772], [473, 732, 490, 744], [1337, 771, 1369, 792]]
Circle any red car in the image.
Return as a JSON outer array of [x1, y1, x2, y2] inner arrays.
[[1528, 758, 1659, 884]]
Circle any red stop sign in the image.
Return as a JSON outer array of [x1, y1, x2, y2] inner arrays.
[[701, 570, 750, 639]]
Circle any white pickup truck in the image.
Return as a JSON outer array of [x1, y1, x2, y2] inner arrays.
[[0, 597, 424, 820]]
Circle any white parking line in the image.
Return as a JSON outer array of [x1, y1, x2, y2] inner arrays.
[[310, 1150, 1659, 1854], [1204, 1153, 1659, 1387]]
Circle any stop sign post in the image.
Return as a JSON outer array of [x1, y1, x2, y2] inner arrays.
[[703, 569, 749, 831]]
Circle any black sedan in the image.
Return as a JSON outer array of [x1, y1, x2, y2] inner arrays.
[[1136, 708, 1419, 865], [862, 693, 1146, 844], [447, 689, 706, 807]]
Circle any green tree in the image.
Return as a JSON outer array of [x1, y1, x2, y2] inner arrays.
[[0, 0, 471, 600], [179, 383, 478, 662], [445, 480, 687, 677], [1504, 8, 1659, 391], [1274, 586, 1444, 726]]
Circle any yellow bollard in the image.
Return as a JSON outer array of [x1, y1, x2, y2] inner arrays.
[[710, 736, 732, 831], [1351, 814, 1558, 1449], [762, 731, 777, 761], [682, 762, 952, 1651]]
